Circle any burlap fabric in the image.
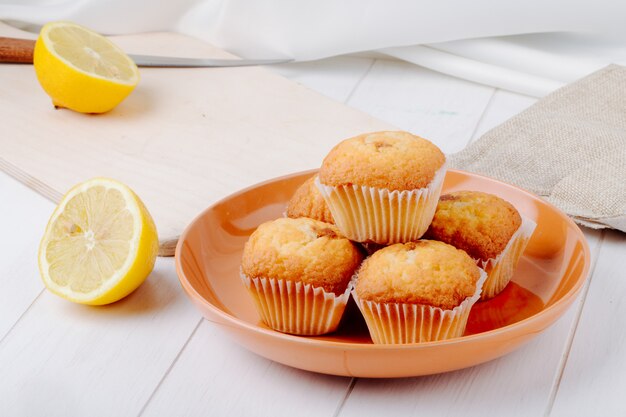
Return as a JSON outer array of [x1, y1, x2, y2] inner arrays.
[[451, 65, 626, 232]]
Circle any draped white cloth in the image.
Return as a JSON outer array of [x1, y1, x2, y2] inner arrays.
[[2, 0, 626, 96]]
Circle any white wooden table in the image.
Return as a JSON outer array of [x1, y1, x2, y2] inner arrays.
[[1, 55, 624, 417]]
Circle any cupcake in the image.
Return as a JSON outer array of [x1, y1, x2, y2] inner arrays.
[[286, 175, 334, 224], [241, 217, 363, 335], [316, 131, 446, 244], [353, 240, 486, 344], [426, 191, 536, 300]]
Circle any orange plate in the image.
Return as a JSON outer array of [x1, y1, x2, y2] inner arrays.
[[175, 169, 590, 378]]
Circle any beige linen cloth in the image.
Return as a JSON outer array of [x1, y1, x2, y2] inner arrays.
[[451, 64, 626, 232]]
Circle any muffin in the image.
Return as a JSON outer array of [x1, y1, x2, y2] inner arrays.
[[286, 175, 334, 224], [426, 191, 536, 300], [241, 217, 363, 335], [353, 240, 486, 344], [316, 131, 446, 244]]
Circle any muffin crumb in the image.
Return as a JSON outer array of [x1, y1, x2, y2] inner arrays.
[[426, 191, 522, 261], [356, 240, 481, 310], [242, 217, 362, 294], [319, 131, 446, 191]]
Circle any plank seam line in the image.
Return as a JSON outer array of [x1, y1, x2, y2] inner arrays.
[[0, 288, 45, 347], [136, 317, 203, 417], [466, 88, 498, 146], [332, 377, 357, 417], [344, 59, 377, 104], [543, 230, 607, 417]]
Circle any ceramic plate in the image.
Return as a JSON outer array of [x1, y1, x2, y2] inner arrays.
[[175, 169, 590, 378]]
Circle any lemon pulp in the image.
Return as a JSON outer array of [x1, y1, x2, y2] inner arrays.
[[39, 178, 158, 305]]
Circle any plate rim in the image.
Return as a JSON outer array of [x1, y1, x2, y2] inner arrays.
[[175, 168, 591, 351]]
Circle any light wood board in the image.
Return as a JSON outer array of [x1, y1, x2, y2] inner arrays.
[[0, 22, 392, 254]]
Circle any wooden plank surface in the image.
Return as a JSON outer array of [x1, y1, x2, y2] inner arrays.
[[346, 59, 495, 153], [140, 322, 352, 417], [272, 56, 375, 103], [1, 25, 623, 417], [469, 89, 536, 142], [0, 257, 201, 417], [549, 230, 625, 417], [0, 174, 48, 340]]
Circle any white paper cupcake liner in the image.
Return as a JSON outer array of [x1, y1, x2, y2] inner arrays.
[[352, 268, 487, 344], [478, 216, 537, 300], [315, 163, 447, 244], [240, 273, 352, 336]]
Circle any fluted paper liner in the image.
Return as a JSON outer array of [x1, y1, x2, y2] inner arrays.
[[478, 216, 536, 300], [315, 163, 447, 244], [353, 269, 487, 344], [241, 273, 351, 335]]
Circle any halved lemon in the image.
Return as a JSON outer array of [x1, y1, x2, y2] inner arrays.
[[38, 178, 158, 305], [33, 21, 140, 113]]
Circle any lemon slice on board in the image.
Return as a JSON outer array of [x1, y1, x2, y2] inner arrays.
[[33, 21, 140, 113], [38, 178, 158, 305]]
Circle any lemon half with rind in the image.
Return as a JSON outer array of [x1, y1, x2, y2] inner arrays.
[[34, 21, 140, 113], [38, 178, 158, 305]]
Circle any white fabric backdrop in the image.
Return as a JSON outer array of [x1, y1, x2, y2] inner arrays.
[[2, 0, 626, 96]]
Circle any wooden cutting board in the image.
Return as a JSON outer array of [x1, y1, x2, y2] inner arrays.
[[0, 22, 393, 255]]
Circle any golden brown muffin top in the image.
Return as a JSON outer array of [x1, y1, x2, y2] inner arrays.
[[319, 131, 445, 191], [426, 191, 522, 261], [286, 175, 334, 224], [241, 217, 363, 294], [355, 240, 481, 310]]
